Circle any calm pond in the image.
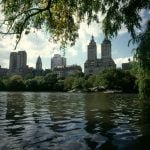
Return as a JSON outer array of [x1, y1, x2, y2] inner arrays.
[[0, 92, 150, 150]]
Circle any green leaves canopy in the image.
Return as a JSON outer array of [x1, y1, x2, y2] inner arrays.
[[0, 0, 149, 48]]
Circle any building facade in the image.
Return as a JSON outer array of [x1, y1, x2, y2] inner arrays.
[[0, 66, 8, 76], [9, 51, 28, 75], [36, 56, 42, 71], [17, 51, 27, 71], [84, 36, 116, 75], [51, 54, 66, 70], [9, 52, 17, 71], [122, 62, 132, 70], [53, 65, 82, 78]]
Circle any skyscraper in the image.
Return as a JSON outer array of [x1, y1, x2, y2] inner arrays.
[[9, 52, 17, 71], [9, 51, 27, 72], [51, 54, 66, 70], [36, 56, 42, 71], [17, 51, 27, 71], [87, 35, 97, 61], [101, 37, 112, 59]]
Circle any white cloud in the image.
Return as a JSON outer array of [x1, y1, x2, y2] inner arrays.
[[118, 26, 128, 35], [67, 47, 78, 57]]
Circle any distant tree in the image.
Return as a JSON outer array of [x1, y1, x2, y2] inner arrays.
[[55, 80, 65, 91], [25, 79, 39, 91], [94, 69, 137, 92], [44, 73, 58, 91], [24, 73, 35, 80], [72, 77, 85, 90], [72, 72, 85, 78], [7, 75, 25, 91], [64, 76, 75, 91], [87, 75, 96, 88]]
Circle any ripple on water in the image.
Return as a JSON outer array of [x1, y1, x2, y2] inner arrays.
[[0, 92, 146, 150]]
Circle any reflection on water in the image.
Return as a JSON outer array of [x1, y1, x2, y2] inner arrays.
[[0, 92, 150, 149], [5, 93, 25, 136]]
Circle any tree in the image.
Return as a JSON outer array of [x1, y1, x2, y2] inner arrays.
[[94, 69, 137, 92], [72, 77, 85, 90], [134, 21, 150, 99], [0, 0, 89, 48], [64, 76, 75, 91], [55, 80, 65, 91], [0, 0, 149, 48], [43, 73, 57, 91], [25, 78, 39, 91], [7, 75, 25, 91]]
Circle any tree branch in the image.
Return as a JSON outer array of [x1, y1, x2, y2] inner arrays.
[[13, 0, 52, 49]]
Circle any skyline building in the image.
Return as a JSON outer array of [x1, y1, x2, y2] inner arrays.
[[87, 36, 97, 61], [36, 56, 42, 71], [9, 52, 17, 71], [9, 51, 27, 73], [17, 51, 27, 71], [51, 54, 66, 70], [84, 36, 116, 75], [53, 65, 82, 78]]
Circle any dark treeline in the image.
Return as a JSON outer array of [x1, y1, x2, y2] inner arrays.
[[0, 69, 138, 93]]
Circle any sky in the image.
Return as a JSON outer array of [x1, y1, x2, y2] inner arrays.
[[0, 9, 149, 71]]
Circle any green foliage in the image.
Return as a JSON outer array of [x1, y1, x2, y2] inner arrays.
[[64, 76, 75, 90], [0, 0, 149, 48], [134, 21, 150, 99], [0, 69, 138, 92], [94, 69, 137, 92], [0, 0, 96, 48], [55, 80, 64, 91], [43, 73, 58, 91], [25, 79, 39, 91], [139, 78, 150, 100], [72, 77, 85, 90], [7, 75, 25, 91]]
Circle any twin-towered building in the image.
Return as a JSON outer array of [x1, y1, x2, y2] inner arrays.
[[84, 36, 116, 75]]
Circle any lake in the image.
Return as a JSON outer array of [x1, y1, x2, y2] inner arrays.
[[0, 92, 150, 150]]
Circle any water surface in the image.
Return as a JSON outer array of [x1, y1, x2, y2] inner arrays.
[[0, 92, 150, 149]]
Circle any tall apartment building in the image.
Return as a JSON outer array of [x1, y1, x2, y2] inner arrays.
[[51, 54, 66, 70], [84, 36, 116, 75], [9, 51, 27, 72], [9, 52, 17, 71], [17, 51, 27, 71]]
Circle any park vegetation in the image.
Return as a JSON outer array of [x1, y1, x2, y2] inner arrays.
[[0, 69, 138, 93]]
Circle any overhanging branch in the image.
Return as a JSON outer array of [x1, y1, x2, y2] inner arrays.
[[0, 0, 52, 49]]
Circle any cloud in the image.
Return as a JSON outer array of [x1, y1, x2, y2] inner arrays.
[[67, 47, 78, 56], [118, 26, 128, 35]]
